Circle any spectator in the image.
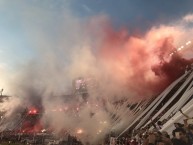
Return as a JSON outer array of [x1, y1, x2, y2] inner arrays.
[[174, 123, 184, 128], [156, 121, 163, 130], [172, 128, 190, 145], [151, 120, 163, 130], [142, 131, 172, 145], [130, 138, 138, 145], [161, 131, 170, 139], [187, 124, 193, 145]]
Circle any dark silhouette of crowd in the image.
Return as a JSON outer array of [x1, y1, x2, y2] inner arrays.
[[106, 109, 193, 145]]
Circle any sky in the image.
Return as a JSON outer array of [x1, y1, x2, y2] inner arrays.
[[71, 0, 193, 28], [0, 1, 191, 62], [0, 0, 193, 68]]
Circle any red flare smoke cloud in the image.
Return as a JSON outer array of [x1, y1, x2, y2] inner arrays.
[[98, 25, 193, 99]]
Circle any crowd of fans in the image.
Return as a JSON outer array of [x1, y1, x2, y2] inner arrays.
[[107, 109, 193, 145], [0, 132, 83, 145], [1, 109, 193, 145]]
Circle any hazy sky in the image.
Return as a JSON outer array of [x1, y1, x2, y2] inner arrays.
[[0, 0, 193, 69], [70, 0, 193, 27]]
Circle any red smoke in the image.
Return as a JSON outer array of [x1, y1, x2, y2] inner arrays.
[[21, 120, 42, 133], [98, 25, 193, 99]]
